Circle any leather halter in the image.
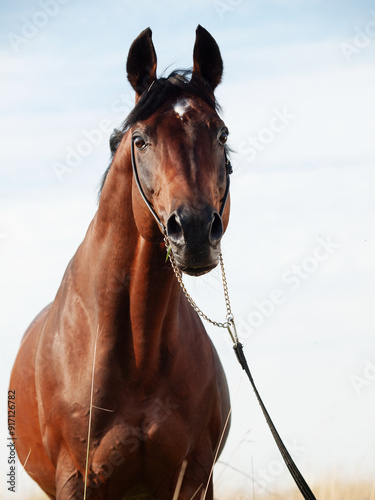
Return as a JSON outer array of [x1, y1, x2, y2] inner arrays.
[[130, 135, 232, 235]]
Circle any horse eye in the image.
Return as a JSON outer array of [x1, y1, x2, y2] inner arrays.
[[218, 129, 228, 146], [134, 136, 146, 150]]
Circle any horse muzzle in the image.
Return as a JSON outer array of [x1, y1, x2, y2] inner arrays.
[[166, 206, 223, 276]]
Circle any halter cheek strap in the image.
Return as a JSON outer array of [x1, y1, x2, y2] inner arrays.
[[220, 151, 233, 215], [130, 136, 232, 234], [130, 136, 165, 233]]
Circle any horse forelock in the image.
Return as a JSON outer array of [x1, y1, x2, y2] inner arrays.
[[98, 69, 221, 199]]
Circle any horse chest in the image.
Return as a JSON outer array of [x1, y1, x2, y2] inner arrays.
[[88, 397, 191, 484]]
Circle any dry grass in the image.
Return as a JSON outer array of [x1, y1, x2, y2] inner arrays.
[[231, 478, 375, 500], [5, 479, 375, 499]]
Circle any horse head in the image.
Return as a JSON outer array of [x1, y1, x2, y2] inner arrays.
[[124, 26, 231, 276]]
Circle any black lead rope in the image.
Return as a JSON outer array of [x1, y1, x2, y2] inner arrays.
[[233, 342, 317, 500]]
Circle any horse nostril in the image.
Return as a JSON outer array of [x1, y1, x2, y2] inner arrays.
[[167, 213, 184, 244], [210, 212, 223, 243]]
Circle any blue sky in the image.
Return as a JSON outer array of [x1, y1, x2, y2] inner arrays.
[[1, 1, 375, 498]]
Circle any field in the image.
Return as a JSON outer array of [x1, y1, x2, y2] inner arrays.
[[4, 479, 375, 500], [230, 479, 375, 500]]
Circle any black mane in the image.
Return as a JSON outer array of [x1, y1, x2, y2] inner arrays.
[[99, 70, 221, 197]]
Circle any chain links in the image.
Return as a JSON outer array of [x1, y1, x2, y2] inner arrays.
[[164, 235, 238, 342]]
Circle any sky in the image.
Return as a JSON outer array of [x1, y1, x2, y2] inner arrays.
[[1, 0, 375, 498]]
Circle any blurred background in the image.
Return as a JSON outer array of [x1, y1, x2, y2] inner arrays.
[[1, 0, 375, 498]]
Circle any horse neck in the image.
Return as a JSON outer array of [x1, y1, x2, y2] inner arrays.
[[88, 140, 181, 378]]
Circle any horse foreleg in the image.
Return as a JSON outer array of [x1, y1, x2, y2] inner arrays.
[[178, 479, 213, 500], [55, 459, 83, 500], [172, 454, 214, 500]]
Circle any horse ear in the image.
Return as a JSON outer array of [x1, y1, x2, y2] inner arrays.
[[127, 28, 157, 98], [192, 25, 223, 91]]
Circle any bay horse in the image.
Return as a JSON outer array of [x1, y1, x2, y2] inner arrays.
[[10, 26, 231, 499]]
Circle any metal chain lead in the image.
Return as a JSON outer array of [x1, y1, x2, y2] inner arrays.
[[164, 235, 239, 343]]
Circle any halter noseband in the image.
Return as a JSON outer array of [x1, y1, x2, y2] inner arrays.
[[130, 136, 232, 235]]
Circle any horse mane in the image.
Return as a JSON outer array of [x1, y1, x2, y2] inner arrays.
[[98, 69, 221, 198]]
